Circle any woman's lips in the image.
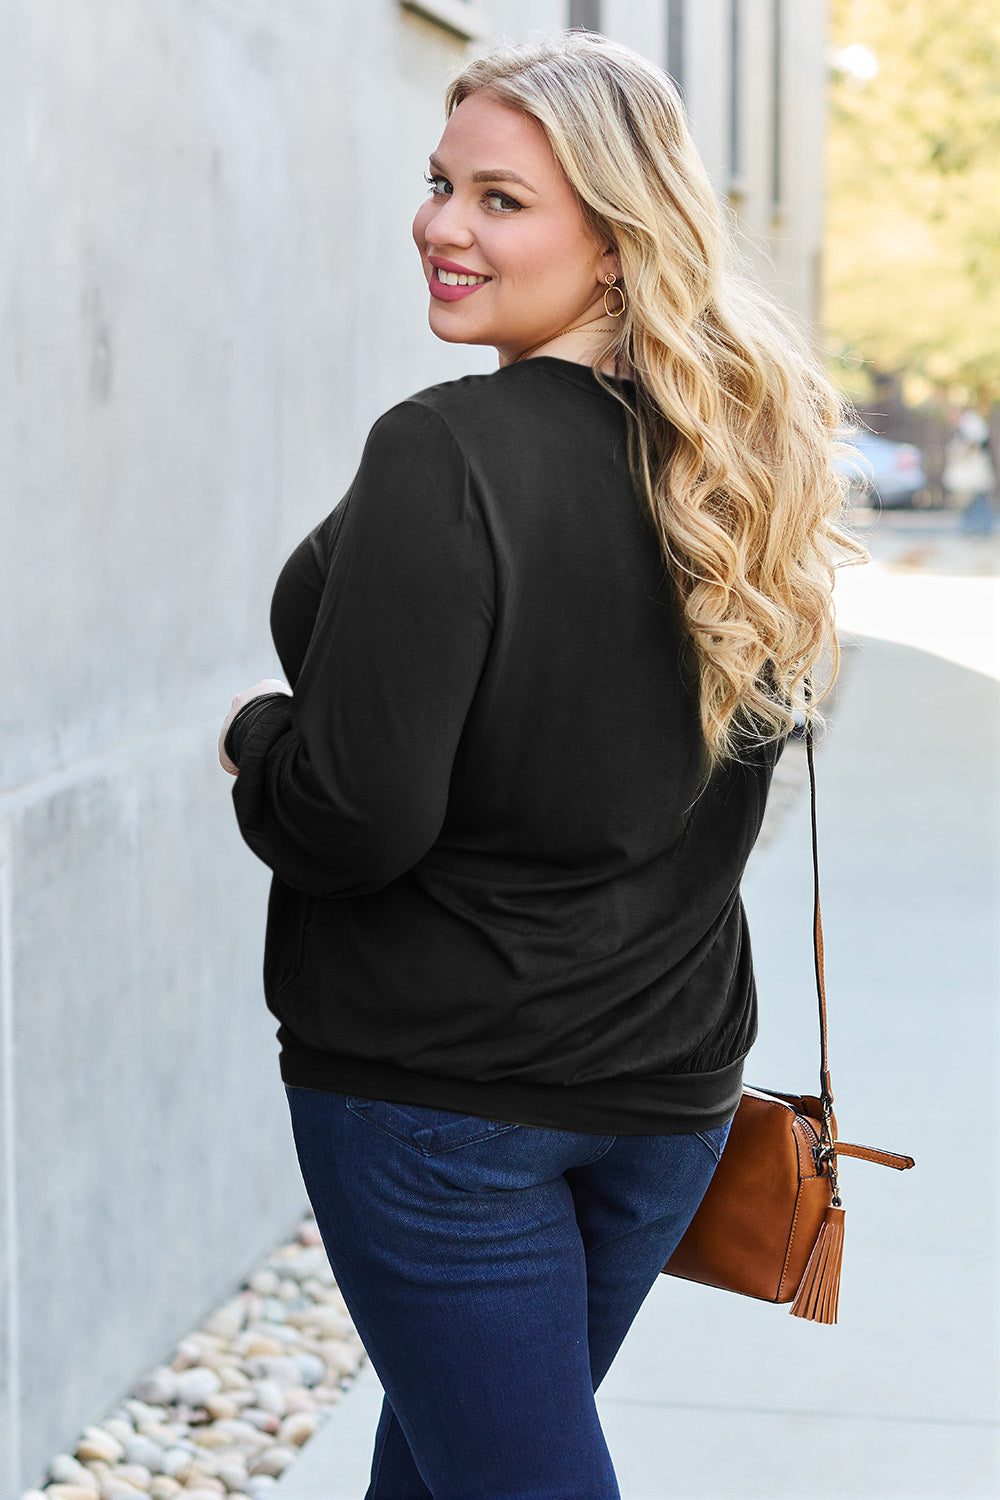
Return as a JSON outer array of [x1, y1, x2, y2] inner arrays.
[[428, 266, 492, 302]]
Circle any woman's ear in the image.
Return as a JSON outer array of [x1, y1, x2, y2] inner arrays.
[[600, 246, 623, 285]]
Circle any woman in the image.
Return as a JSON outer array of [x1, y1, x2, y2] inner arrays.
[[219, 32, 861, 1500]]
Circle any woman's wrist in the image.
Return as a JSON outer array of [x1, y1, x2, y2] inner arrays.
[[219, 680, 292, 775]]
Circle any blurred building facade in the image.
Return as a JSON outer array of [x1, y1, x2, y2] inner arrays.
[[0, 0, 827, 1490]]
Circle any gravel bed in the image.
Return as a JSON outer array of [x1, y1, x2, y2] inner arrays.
[[22, 1213, 366, 1500]]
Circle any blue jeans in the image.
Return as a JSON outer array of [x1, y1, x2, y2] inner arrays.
[[284, 1085, 732, 1500]]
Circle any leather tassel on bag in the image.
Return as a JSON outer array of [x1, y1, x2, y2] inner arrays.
[[790, 1204, 846, 1323]]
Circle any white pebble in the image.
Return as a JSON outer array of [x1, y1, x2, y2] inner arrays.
[[122, 1403, 165, 1426], [102, 1421, 135, 1447], [245, 1482, 275, 1500], [184, 1464, 223, 1489], [190, 1430, 231, 1454], [148, 1481, 181, 1500], [112, 1468, 150, 1492], [204, 1301, 245, 1341], [46, 1487, 100, 1500], [21, 1491, 47, 1500], [311, 1385, 342, 1406], [133, 1424, 181, 1448], [122, 1440, 162, 1473], [292, 1248, 330, 1281], [134, 1369, 178, 1407], [320, 1343, 360, 1379], [213, 1464, 248, 1496], [48, 1459, 97, 1489], [299, 1281, 331, 1305], [238, 1410, 279, 1436], [175, 1367, 222, 1406], [99, 1483, 145, 1500], [248, 1449, 295, 1480], [248, 1271, 280, 1297], [185, 1471, 224, 1494], [308, 1306, 352, 1340], [252, 1380, 286, 1418], [280, 1390, 315, 1416], [276, 1412, 317, 1448], [200, 1394, 239, 1422], [237, 1335, 284, 1359], [266, 1324, 299, 1347], [194, 1351, 226, 1373], [76, 1432, 125, 1466], [257, 1300, 287, 1325], [203, 1420, 266, 1450], [155, 1452, 192, 1482], [293, 1355, 325, 1389], [184, 1491, 224, 1500], [172, 1337, 205, 1370], [246, 1358, 301, 1389]]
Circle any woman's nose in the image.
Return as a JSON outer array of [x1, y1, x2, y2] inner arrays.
[[425, 195, 475, 252]]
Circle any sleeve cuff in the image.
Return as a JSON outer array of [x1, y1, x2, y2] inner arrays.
[[224, 692, 292, 768]]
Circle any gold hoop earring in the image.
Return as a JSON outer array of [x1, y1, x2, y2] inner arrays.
[[603, 273, 626, 318]]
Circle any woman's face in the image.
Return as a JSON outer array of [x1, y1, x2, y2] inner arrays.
[[412, 92, 619, 366]]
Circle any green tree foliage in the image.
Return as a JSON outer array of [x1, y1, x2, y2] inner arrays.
[[825, 0, 1000, 402]]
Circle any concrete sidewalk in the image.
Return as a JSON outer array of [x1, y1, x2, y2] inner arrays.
[[270, 625, 999, 1498]]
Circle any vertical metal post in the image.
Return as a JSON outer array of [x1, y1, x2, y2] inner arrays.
[[569, 0, 602, 33], [728, 0, 742, 184], [0, 839, 20, 1497], [666, 0, 686, 95], [771, 0, 784, 209]]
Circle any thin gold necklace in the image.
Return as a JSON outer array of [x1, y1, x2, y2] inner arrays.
[[513, 320, 621, 365]]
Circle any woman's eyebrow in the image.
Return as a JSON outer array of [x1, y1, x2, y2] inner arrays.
[[428, 154, 536, 191]]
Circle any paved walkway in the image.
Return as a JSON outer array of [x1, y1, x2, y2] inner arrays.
[[272, 522, 999, 1498]]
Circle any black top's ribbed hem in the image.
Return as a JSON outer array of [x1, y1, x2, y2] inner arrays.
[[276, 1027, 745, 1136]]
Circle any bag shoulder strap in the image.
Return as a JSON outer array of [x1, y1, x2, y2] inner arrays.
[[805, 724, 833, 1118], [803, 724, 915, 1179]]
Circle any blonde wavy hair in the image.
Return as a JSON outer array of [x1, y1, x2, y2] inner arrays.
[[447, 32, 865, 766]]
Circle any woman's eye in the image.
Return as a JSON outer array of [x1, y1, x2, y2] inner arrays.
[[422, 174, 521, 214], [483, 190, 522, 214]]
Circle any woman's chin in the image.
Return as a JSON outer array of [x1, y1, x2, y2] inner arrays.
[[427, 310, 492, 348]]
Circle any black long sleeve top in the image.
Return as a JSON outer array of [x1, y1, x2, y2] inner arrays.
[[226, 357, 780, 1134]]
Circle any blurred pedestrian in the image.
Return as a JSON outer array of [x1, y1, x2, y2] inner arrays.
[[944, 409, 997, 535], [219, 32, 862, 1499]]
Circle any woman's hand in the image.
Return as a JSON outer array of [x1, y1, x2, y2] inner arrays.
[[218, 679, 292, 776]]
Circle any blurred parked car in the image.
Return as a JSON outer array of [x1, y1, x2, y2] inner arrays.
[[836, 430, 927, 507]]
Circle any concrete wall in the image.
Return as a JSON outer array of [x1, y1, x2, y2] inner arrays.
[[0, 1, 825, 1492]]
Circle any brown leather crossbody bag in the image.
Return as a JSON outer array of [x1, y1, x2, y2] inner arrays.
[[663, 726, 914, 1323]]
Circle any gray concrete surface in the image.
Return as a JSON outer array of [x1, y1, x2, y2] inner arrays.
[[0, 2, 499, 1490], [268, 613, 1000, 1498]]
